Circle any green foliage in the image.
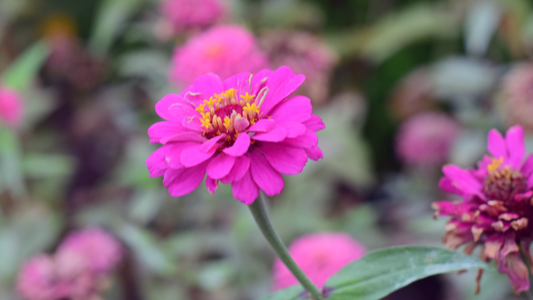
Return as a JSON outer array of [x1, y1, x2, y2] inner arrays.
[[325, 246, 492, 300], [89, 0, 146, 56], [257, 286, 304, 300], [1, 41, 49, 92]]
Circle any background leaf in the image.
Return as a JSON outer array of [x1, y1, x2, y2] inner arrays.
[[89, 0, 145, 56], [1, 41, 49, 91], [325, 246, 493, 300], [256, 285, 304, 300]]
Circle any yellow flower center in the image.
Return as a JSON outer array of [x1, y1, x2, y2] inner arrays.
[[195, 88, 262, 143]]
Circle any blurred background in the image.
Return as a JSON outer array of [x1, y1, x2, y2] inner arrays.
[[1, 0, 533, 299]]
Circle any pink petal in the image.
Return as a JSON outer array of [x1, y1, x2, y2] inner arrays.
[[207, 154, 236, 179], [220, 155, 250, 184], [168, 103, 201, 121], [281, 129, 318, 148], [180, 144, 217, 167], [145, 145, 170, 177], [442, 165, 485, 199], [234, 116, 250, 132], [279, 121, 306, 138], [256, 143, 308, 175], [223, 73, 251, 95], [166, 142, 197, 169], [148, 121, 186, 143], [269, 95, 312, 124], [438, 177, 463, 195], [182, 116, 203, 132], [505, 126, 525, 169], [231, 170, 259, 205], [252, 127, 287, 142], [522, 154, 533, 177], [261, 67, 305, 115], [193, 73, 224, 99], [206, 176, 219, 194], [200, 134, 226, 153], [155, 94, 183, 121], [305, 146, 323, 161], [162, 132, 207, 144], [487, 129, 508, 161], [249, 150, 284, 196], [528, 175, 533, 190], [223, 133, 251, 156], [302, 115, 325, 132], [247, 119, 276, 133], [163, 162, 208, 197], [251, 69, 274, 95]]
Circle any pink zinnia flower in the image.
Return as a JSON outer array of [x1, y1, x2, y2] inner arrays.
[[260, 31, 337, 104], [57, 228, 122, 274], [17, 255, 58, 300], [146, 66, 325, 204], [272, 232, 366, 291], [396, 112, 460, 167], [0, 86, 23, 127], [159, 0, 225, 34], [170, 25, 269, 88], [503, 64, 533, 132], [433, 125, 533, 294]]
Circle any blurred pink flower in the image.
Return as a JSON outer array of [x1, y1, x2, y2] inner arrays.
[[433, 126, 533, 294], [147, 66, 325, 204], [159, 0, 225, 34], [57, 228, 122, 274], [260, 31, 337, 104], [272, 232, 366, 291], [17, 255, 58, 300], [170, 25, 269, 87], [396, 112, 460, 167], [0, 86, 23, 127], [504, 64, 533, 131]]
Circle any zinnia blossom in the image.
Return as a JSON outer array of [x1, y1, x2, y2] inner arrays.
[[17, 256, 58, 300], [0, 86, 23, 127], [170, 25, 269, 88], [146, 66, 325, 204], [503, 64, 533, 132], [433, 125, 533, 293], [272, 232, 366, 291], [396, 112, 460, 167], [159, 0, 225, 34], [57, 228, 123, 274], [17, 228, 122, 300], [260, 31, 337, 104]]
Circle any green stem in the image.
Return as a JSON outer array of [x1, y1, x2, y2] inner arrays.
[[249, 194, 323, 300]]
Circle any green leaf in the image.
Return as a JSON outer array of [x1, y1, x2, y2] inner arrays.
[[257, 286, 304, 300], [0, 126, 25, 197], [89, 0, 145, 56], [2, 41, 49, 91], [325, 246, 493, 300], [113, 223, 177, 276], [328, 4, 460, 63]]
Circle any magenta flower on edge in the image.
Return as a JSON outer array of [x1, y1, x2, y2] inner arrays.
[[0, 85, 23, 127], [170, 25, 269, 88], [272, 232, 366, 291], [146, 66, 325, 204], [433, 125, 533, 294]]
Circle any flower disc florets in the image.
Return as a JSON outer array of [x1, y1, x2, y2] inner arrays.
[[433, 126, 533, 294], [146, 66, 325, 204]]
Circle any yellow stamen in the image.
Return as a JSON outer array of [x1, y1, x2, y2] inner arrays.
[[243, 103, 260, 116], [240, 92, 255, 103], [196, 104, 206, 113], [488, 157, 504, 173], [223, 117, 232, 131], [200, 118, 211, 129]]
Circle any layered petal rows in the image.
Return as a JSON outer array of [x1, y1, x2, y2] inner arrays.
[[433, 126, 533, 293], [146, 66, 324, 204]]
